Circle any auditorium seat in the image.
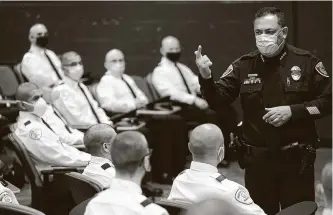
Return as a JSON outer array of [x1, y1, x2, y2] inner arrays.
[[0, 202, 45, 215]]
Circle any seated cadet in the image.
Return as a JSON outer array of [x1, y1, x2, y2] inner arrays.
[[42, 104, 84, 145], [52, 51, 112, 127], [168, 124, 266, 215], [82, 124, 116, 188], [317, 162, 332, 215], [96, 49, 148, 114], [84, 131, 168, 215], [21, 24, 65, 102], [12, 83, 91, 172]]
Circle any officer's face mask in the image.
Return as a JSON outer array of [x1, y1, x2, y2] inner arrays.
[[66, 63, 84, 82], [166, 52, 181, 62], [36, 36, 49, 48], [255, 28, 285, 57], [109, 63, 125, 76], [31, 98, 48, 117]]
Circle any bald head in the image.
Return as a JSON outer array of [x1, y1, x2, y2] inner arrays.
[[111, 131, 149, 174], [160, 36, 182, 61], [29, 24, 48, 45], [189, 124, 224, 156], [16, 83, 42, 103], [84, 124, 117, 157], [186, 198, 240, 215], [104, 49, 125, 75]]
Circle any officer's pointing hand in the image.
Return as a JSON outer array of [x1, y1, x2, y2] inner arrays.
[[262, 106, 292, 127], [195, 45, 212, 79]]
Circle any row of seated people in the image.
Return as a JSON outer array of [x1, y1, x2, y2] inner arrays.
[[0, 121, 330, 215]]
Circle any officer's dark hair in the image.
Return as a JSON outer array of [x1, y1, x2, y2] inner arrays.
[[111, 131, 148, 175], [254, 7, 286, 27], [83, 123, 116, 155]]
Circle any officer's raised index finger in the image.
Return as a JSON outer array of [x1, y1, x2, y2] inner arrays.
[[195, 45, 202, 59]]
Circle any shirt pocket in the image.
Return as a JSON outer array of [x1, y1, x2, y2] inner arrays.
[[284, 78, 309, 104], [240, 83, 263, 114]]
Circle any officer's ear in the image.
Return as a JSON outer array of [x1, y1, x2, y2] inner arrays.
[[282, 27, 288, 39], [143, 156, 151, 172], [102, 142, 111, 153]]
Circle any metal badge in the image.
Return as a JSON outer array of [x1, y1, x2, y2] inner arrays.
[[291, 66, 301, 81]]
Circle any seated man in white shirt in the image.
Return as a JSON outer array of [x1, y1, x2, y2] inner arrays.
[[152, 36, 238, 166], [52, 51, 112, 128], [168, 124, 266, 215], [84, 131, 168, 215], [42, 104, 84, 146], [21, 23, 64, 103], [82, 124, 116, 189], [13, 83, 91, 172], [317, 162, 332, 215], [96, 49, 148, 114]]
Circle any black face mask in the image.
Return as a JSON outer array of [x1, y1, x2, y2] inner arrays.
[[166, 52, 181, 62], [36, 36, 49, 48]]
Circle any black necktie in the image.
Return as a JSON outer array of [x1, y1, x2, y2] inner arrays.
[[121, 76, 137, 99], [41, 118, 55, 134], [174, 63, 192, 94], [52, 107, 72, 133], [44, 51, 63, 81], [78, 83, 101, 123]]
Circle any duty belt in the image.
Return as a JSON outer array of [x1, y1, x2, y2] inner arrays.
[[243, 141, 306, 156]]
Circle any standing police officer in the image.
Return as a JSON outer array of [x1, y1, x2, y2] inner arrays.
[[195, 7, 331, 215]]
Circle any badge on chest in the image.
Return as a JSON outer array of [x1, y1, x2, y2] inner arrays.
[[243, 74, 261, 85]]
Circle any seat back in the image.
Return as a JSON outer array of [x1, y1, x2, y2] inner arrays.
[[0, 202, 45, 215], [87, 83, 99, 103], [62, 172, 103, 206], [12, 63, 28, 84], [131, 75, 154, 103], [156, 198, 189, 215], [275, 201, 317, 215], [0, 66, 20, 99], [7, 129, 44, 209], [145, 73, 161, 101]]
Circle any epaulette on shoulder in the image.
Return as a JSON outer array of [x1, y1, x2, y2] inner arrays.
[[233, 50, 260, 64], [24, 121, 31, 126], [288, 45, 313, 57]]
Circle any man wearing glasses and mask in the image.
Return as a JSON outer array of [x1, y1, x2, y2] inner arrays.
[[21, 24, 65, 96], [195, 7, 331, 215]]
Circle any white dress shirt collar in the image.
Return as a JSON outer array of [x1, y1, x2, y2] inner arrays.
[[190, 161, 218, 173], [110, 178, 142, 194], [160, 56, 176, 66]]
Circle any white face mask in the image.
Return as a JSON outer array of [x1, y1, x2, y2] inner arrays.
[[109, 63, 125, 75], [31, 98, 47, 117], [256, 29, 285, 57], [67, 65, 84, 82]]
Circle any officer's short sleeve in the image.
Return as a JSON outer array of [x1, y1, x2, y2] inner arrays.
[[289, 56, 332, 120]]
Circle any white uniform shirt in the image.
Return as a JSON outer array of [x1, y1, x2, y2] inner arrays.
[[82, 156, 115, 189], [152, 57, 201, 105], [42, 105, 84, 146], [13, 111, 91, 171], [322, 208, 332, 215], [96, 73, 148, 113], [0, 183, 19, 205], [52, 77, 110, 127], [21, 45, 64, 88], [85, 178, 168, 215], [168, 161, 266, 215]]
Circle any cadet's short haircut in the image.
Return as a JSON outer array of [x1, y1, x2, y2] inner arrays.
[[111, 131, 148, 174], [254, 7, 286, 27], [61, 51, 80, 66], [83, 123, 116, 155], [15, 82, 40, 102]]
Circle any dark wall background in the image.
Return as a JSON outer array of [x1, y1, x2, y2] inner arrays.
[[0, 1, 331, 142]]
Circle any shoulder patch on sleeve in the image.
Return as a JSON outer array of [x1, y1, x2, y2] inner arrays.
[[315, 62, 329, 77], [24, 121, 31, 126], [235, 187, 253, 205], [140, 198, 153, 207], [29, 128, 42, 140], [221, 65, 233, 78], [101, 163, 111, 170]]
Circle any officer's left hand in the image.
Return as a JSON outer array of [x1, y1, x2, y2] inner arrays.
[[263, 106, 292, 127]]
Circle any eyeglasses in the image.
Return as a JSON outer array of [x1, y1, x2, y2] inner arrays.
[[64, 61, 83, 67]]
